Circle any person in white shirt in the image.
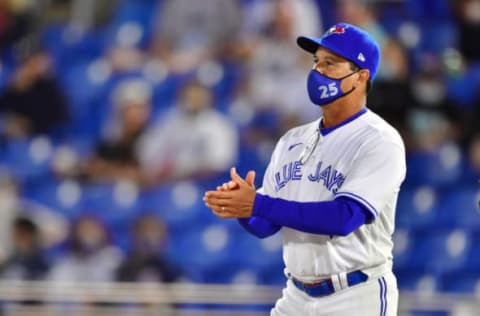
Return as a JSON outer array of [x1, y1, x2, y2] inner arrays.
[[138, 80, 238, 185]]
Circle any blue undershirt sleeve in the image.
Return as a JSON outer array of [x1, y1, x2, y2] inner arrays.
[[238, 217, 281, 239], [252, 194, 374, 236]]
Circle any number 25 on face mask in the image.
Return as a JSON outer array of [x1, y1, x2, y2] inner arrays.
[[318, 83, 338, 99]]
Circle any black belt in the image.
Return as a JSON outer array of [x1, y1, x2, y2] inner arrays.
[[291, 270, 368, 297]]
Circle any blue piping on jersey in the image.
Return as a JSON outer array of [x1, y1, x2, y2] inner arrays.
[[320, 107, 368, 136], [335, 191, 378, 218]]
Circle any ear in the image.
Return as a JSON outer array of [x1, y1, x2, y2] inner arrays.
[[359, 69, 370, 82], [355, 69, 370, 88]]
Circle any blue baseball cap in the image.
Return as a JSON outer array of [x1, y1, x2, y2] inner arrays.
[[297, 23, 380, 80]]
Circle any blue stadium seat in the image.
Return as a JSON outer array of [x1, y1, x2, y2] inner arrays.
[[464, 231, 480, 272], [415, 21, 457, 54], [258, 261, 286, 286], [392, 228, 415, 271], [3, 137, 53, 182], [168, 223, 237, 281], [60, 61, 111, 124], [407, 229, 471, 274], [201, 263, 261, 284], [441, 271, 480, 294], [395, 269, 440, 293], [231, 231, 282, 270], [405, 145, 464, 188], [437, 186, 480, 229], [406, 0, 452, 22], [396, 186, 440, 229], [105, 0, 159, 49], [41, 23, 106, 69], [22, 178, 85, 219], [445, 65, 480, 108], [82, 182, 143, 227], [142, 181, 210, 228]]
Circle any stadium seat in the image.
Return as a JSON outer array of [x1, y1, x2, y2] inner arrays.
[[406, 0, 452, 22], [258, 261, 286, 286], [105, 0, 158, 49], [168, 223, 236, 281], [396, 186, 440, 229], [231, 231, 283, 270], [22, 178, 85, 219], [441, 271, 480, 294], [201, 263, 261, 284], [142, 181, 210, 229], [437, 186, 480, 229], [407, 229, 471, 274], [392, 228, 414, 271], [83, 182, 143, 227], [405, 144, 463, 188], [463, 231, 480, 273], [3, 137, 53, 182], [395, 269, 440, 293]]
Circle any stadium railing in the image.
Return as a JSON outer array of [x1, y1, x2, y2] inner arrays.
[[0, 281, 479, 315]]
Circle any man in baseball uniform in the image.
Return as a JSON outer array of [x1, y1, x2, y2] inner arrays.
[[204, 22, 406, 316]]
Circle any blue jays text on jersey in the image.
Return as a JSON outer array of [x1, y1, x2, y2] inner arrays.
[[275, 160, 346, 194]]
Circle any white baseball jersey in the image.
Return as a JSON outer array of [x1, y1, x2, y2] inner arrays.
[[259, 108, 406, 282]]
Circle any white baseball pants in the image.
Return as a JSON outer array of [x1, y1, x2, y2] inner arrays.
[[271, 271, 398, 316]]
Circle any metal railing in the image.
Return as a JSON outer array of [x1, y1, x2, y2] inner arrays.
[[0, 281, 479, 315]]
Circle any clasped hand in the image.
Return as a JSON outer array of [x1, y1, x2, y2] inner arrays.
[[203, 167, 257, 219]]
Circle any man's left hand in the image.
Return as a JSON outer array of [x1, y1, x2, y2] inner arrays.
[[204, 167, 256, 219]]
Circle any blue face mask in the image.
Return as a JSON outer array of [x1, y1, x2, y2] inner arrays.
[[307, 69, 359, 106]]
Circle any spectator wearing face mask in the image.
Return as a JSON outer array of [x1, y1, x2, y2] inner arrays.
[[53, 79, 153, 184], [0, 216, 49, 281], [48, 215, 122, 283], [137, 80, 239, 185], [454, 0, 480, 62], [116, 214, 179, 283], [0, 51, 69, 139]]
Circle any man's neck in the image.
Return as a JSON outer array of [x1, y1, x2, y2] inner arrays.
[[321, 97, 366, 128]]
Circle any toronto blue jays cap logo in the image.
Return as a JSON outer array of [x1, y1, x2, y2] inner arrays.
[[327, 25, 346, 35]]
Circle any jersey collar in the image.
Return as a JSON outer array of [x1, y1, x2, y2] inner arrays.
[[319, 107, 368, 136]]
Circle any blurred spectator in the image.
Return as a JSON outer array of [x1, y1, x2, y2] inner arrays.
[[336, 0, 410, 131], [0, 51, 69, 138], [336, 0, 408, 81], [241, 0, 321, 41], [117, 214, 179, 282], [48, 215, 122, 282], [0, 216, 49, 281], [151, 0, 242, 73], [241, 0, 321, 128], [454, 0, 480, 62], [54, 79, 152, 183], [45, 0, 118, 34], [0, 174, 19, 262], [138, 80, 238, 185], [407, 60, 463, 148], [467, 133, 480, 175], [0, 0, 37, 51], [78, 79, 152, 183]]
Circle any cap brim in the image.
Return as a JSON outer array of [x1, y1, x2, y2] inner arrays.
[[297, 36, 322, 54]]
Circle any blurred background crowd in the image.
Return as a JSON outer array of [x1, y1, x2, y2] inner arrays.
[[0, 0, 480, 303]]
